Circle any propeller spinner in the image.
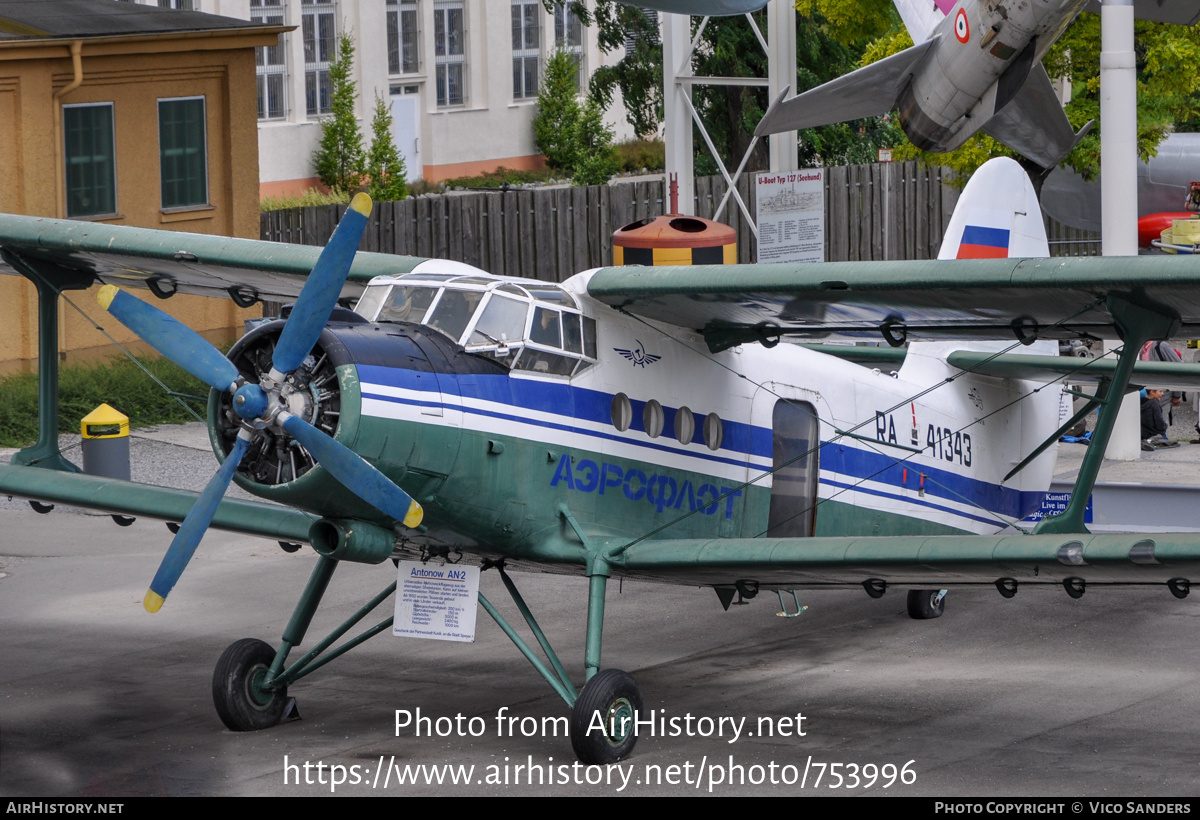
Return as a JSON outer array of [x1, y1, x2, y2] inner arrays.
[[98, 193, 422, 613]]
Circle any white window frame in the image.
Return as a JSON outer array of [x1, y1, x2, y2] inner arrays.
[[388, 0, 420, 75], [303, 0, 338, 117], [511, 0, 540, 101], [252, 0, 288, 120], [554, 2, 584, 91], [433, 0, 465, 107]]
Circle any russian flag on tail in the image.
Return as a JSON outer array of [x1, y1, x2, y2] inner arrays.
[[956, 225, 1010, 259]]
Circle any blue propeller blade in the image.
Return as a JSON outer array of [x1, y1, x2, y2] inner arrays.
[[280, 413, 423, 528], [272, 193, 372, 375], [144, 434, 250, 613], [99, 285, 240, 392]]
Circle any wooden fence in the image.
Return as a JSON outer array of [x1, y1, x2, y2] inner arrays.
[[260, 162, 1100, 282]]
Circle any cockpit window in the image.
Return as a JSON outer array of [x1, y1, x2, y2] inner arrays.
[[530, 306, 562, 348], [468, 294, 526, 346], [357, 272, 597, 378], [427, 289, 484, 341], [378, 286, 437, 323]]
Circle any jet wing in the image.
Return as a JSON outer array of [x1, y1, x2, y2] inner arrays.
[[754, 38, 941, 136], [0, 464, 316, 543], [982, 63, 1092, 171], [615, 532, 1200, 587], [0, 213, 426, 303], [585, 255, 1200, 348]]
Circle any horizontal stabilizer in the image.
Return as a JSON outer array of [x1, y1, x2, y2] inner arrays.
[[982, 63, 1093, 170], [948, 350, 1200, 390], [755, 37, 940, 136]]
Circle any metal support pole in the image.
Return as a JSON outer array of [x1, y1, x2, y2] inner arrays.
[[663, 12, 694, 215], [1099, 0, 1141, 461], [584, 557, 611, 682], [767, 0, 797, 175]]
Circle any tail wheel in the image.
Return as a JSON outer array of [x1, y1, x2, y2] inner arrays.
[[212, 638, 287, 731], [907, 589, 946, 620], [570, 669, 643, 764]]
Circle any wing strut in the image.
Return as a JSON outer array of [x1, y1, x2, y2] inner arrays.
[[1034, 296, 1179, 534], [0, 249, 94, 473]]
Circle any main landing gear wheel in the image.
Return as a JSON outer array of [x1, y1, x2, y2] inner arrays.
[[212, 638, 287, 731], [907, 589, 945, 620], [570, 669, 643, 765]]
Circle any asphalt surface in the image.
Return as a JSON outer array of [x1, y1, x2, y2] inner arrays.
[[3, 425, 1200, 797]]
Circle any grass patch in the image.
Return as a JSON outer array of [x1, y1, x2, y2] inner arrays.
[[615, 139, 665, 174], [0, 355, 212, 448], [260, 187, 351, 212]]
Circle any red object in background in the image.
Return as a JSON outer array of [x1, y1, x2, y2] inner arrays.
[[1138, 212, 1196, 248]]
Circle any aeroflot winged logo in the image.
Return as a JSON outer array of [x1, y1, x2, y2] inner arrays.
[[613, 340, 662, 367]]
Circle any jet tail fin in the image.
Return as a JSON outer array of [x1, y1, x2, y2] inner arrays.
[[754, 37, 940, 137], [982, 63, 1093, 172], [893, 0, 951, 42], [938, 156, 1050, 260]]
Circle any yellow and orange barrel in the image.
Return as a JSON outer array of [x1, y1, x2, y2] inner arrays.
[[612, 214, 736, 266]]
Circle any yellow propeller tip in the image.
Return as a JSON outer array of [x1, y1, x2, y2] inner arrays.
[[97, 284, 119, 310], [144, 590, 165, 613], [349, 192, 373, 217], [403, 501, 423, 529]]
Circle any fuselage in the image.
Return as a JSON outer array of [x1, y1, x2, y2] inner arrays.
[[212, 264, 1061, 566], [899, 0, 1088, 153]]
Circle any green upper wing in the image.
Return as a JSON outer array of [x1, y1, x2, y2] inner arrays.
[[0, 213, 427, 303], [586, 256, 1200, 349]]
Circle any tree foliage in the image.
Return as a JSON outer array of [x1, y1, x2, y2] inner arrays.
[[588, 5, 662, 139], [533, 49, 618, 185], [365, 94, 408, 201], [314, 32, 365, 194]]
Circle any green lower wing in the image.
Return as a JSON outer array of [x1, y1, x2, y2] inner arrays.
[[0, 464, 315, 543], [615, 533, 1200, 587]]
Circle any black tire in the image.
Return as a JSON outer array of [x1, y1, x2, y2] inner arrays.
[[570, 669, 643, 765], [212, 638, 287, 731], [907, 589, 945, 620]]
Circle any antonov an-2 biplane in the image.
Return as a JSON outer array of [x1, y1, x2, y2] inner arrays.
[[4, 158, 1200, 764]]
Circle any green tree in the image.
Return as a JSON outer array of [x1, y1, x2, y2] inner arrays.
[[588, 5, 662, 139], [572, 99, 619, 185], [314, 32, 365, 194], [365, 94, 408, 201], [533, 49, 583, 172]]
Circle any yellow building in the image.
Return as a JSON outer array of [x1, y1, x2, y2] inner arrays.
[[0, 0, 288, 373]]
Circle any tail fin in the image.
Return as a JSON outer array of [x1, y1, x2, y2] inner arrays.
[[893, 0, 952, 42], [937, 157, 1050, 260]]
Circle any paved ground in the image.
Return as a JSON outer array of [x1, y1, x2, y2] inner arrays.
[[3, 424, 1200, 797]]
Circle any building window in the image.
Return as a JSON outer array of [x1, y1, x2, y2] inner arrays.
[[253, 0, 287, 119], [158, 0, 195, 9], [63, 103, 116, 218], [303, 0, 337, 116], [388, 0, 419, 75], [511, 1, 540, 100], [158, 97, 208, 209], [554, 3, 583, 90], [433, 0, 465, 106]]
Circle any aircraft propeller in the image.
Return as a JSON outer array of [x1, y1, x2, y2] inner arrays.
[[97, 193, 423, 613]]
